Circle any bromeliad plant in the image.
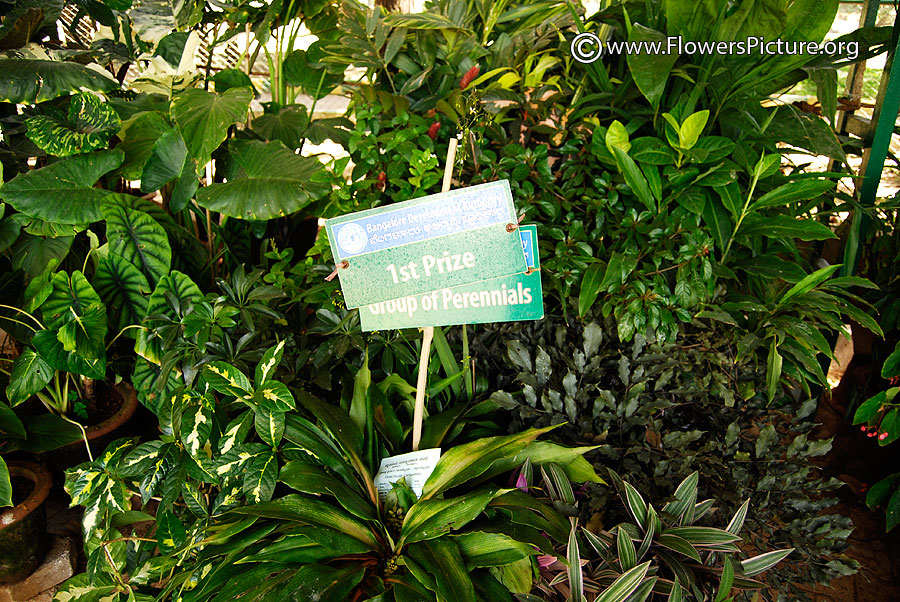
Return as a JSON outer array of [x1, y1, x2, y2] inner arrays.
[[536, 471, 793, 602], [59, 349, 603, 601]]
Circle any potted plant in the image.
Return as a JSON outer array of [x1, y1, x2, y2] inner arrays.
[[0, 267, 138, 461], [0, 459, 52, 584]]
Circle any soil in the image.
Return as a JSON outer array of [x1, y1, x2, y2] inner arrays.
[[10, 477, 34, 507], [79, 380, 123, 427]]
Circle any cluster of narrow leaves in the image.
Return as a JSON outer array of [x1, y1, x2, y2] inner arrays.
[[536, 471, 793, 602]]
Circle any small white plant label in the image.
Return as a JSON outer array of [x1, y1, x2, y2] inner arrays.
[[373, 448, 441, 501]]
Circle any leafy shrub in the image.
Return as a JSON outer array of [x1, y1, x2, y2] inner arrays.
[[480, 315, 857, 599]]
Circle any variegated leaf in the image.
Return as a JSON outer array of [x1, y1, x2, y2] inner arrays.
[[243, 451, 279, 503], [203, 361, 252, 398], [255, 340, 286, 386], [252, 381, 295, 413]]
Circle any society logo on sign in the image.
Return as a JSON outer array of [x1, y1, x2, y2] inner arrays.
[[337, 223, 367, 255]]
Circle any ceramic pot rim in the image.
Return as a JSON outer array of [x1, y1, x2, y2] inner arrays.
[[0, 461, 52, 530]]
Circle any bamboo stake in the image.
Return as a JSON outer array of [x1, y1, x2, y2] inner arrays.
[[412, 136, 458, 451]]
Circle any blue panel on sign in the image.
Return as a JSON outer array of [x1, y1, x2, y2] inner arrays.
[[520, 229, 535, 269], [326, 180, 514, 261]]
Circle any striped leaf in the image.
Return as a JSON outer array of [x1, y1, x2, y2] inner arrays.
[[596, 561, 651, 602], [726, 499, 750, 535], [741, 549, 794, 577], [656, 534, 702, 563], [617, 526, 637, 571], [663, 527, 741, 547], [569, 521, 585, 602]]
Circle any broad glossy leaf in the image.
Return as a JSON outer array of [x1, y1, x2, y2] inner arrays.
[[629, 137, 675, 165], [180, 402, 213, 457], [421, 427, 554, 499], [0, 59, 117, 104], [407, 538, 474, 602], [882, 344, 900, 379], [252, 381, 295, 412], [240, 526, 372, 564], [252, 105, 308, 149], [12, 234, 71, 281], [243, 450, 278, 503], [230, 494, 378, 549], [0, 458, 11, 507], [103, 203, 171, 286], [170, 87, 251, 164], [196, 139, 329, 219], [26, 92, 120, 157], [255, 341, 286, 386], [578, 263, 604, 317], [203, 362, 252, 398], [94, 253, 150, 332], [452, 531, 535, 568], [281, 564, 366, 602], [116, 111, 171, 180], [282, 414, 358, 487], [2, 150, 124, 224], [740, 215, 836, 241], [135, 270, 202, 364], [5, 349, 53, 406], [32, 329, 104, 379], [141, 127, 188, 192], [279, 461, 375, 520], [626, 25, 677, 110], [613, 147, 655, 213], [751, 178, 835, 211], [254, 407, 285, 448], [400, 486, 508, 545]]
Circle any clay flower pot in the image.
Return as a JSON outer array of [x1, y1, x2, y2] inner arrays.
[[51, 381, 140, 469], [0, 461, 51, 584]]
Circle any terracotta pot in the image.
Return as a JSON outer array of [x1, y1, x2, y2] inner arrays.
[[51, 381, 140, 469], [0, 461, 51, 584]]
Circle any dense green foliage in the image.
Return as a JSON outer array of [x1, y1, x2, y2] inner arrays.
[[0, 0, 897, 600]]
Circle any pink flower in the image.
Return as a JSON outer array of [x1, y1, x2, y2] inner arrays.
[[515, 472, 528, 492], [879, 432, 889, 441]]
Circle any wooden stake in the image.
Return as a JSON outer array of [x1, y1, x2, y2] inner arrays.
[[412, 137, 458, 452]]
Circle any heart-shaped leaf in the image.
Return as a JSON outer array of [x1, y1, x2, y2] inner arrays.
[[195, 139, 329, 219], [170, 87, 252, 165], [26, 92, 121, 157], [2, 149, 123, 224]]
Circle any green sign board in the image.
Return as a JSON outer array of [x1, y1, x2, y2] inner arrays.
[[359, 226, 543, 331], [325, 181, 527, 308]]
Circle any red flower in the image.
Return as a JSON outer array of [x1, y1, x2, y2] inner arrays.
[[376, 171, 386, 191], [426, 120, 440, 140], [459, 64, 480, 89]]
